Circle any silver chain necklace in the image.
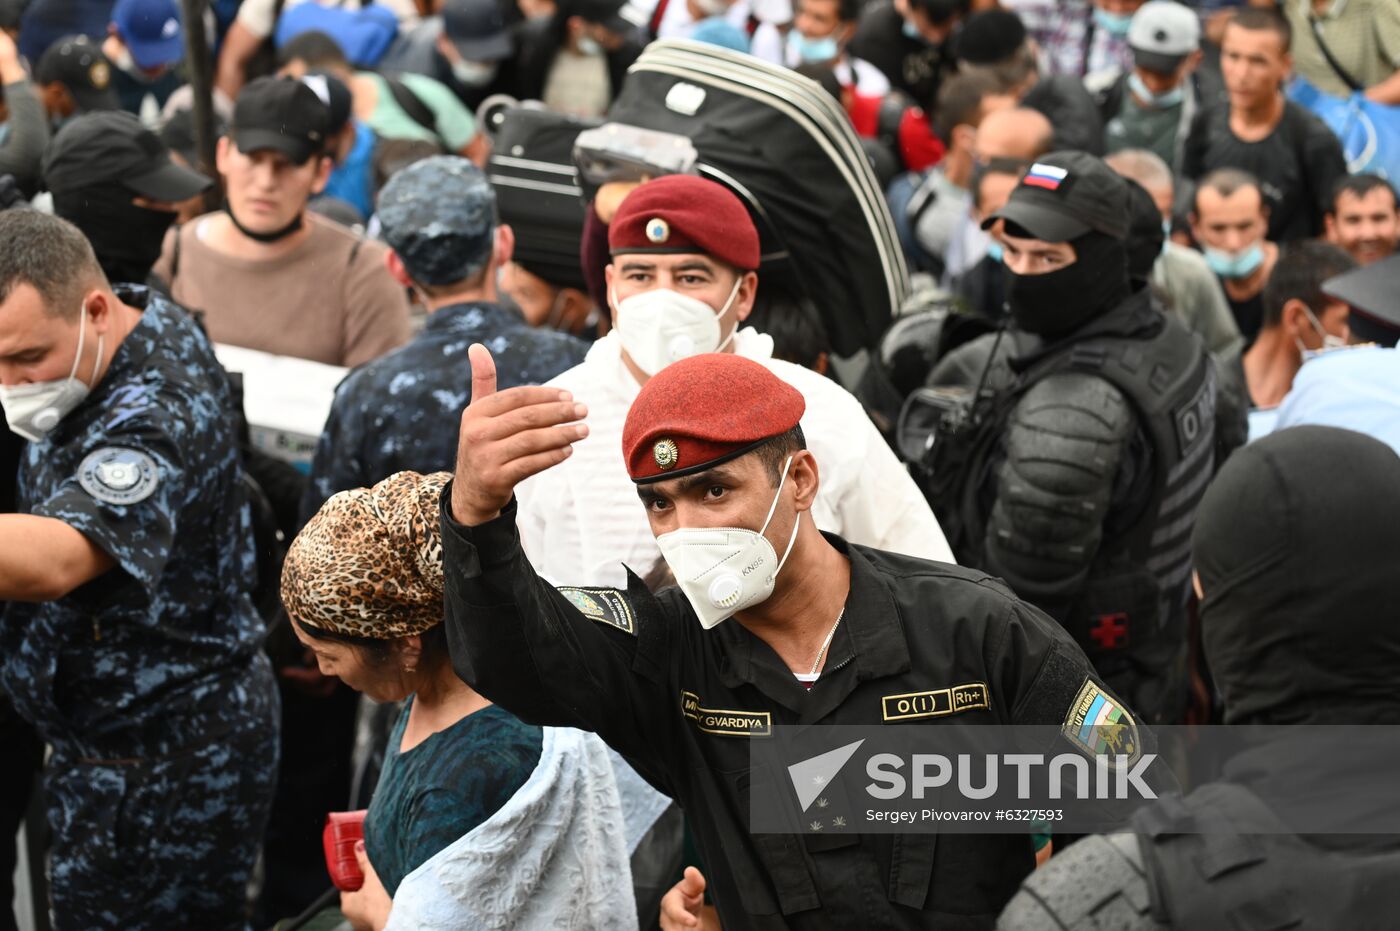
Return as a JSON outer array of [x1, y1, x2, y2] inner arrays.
[[808, 608, 846, 678]]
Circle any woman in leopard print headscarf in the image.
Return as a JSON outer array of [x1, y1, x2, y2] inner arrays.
[[282, 470, 543, 929]]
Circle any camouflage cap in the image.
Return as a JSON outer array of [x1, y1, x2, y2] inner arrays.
[[377, 155, 497, 287]]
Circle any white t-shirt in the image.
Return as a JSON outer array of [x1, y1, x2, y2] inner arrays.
[[515, 328, 955, 588]]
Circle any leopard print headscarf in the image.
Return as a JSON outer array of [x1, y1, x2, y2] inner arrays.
[[281, 470, 451, 638]]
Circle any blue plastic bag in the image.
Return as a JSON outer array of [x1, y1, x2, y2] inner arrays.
[[1288, 75, 1400, 182]]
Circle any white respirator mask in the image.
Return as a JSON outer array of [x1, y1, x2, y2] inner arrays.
[[612, 276, 742, 376], [0, 306, 102, 442], [655, 456, 800, 629]]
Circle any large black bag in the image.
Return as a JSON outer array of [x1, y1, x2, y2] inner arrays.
[[486, 107, 602, 290], [605, 40, 909, 356]]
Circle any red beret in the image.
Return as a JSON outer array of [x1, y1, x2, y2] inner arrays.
[[609, 175, 761, 271], [623, 354, 805, 484]]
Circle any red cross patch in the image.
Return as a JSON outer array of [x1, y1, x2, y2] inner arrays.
[[1089, 612, 1129, 650]]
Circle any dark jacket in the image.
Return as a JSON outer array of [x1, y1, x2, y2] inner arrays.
[[443, 501, 1136, 929], [511, 16, 642, 104], [1023, 74, 1106, 155]]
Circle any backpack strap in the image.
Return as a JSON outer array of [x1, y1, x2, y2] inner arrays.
[[169, 221, 183, 287], [1307, 15, 1365, 93], [383, 75, 439, 138]]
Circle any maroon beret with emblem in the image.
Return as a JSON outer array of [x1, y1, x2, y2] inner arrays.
[[622, 353, 805, 484], [609, 175, 761, 271]]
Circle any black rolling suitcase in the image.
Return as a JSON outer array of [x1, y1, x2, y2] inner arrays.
[[486, 107, 602, 290], [603, 39, 909, 356]]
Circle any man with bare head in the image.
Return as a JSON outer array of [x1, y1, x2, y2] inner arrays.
[[1106, 147, 1241, 357], [973, 105, 1053, 163], [1180, 7, 1345, 242], [942, 105, 1054, 283], [1190, 167, 1278, 344]]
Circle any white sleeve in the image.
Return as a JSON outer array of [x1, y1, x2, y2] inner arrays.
[[841, 412, 956, 564], [513, 471, 558, 584], [234, 0, 278, 39], [793, 364, 956, 564]]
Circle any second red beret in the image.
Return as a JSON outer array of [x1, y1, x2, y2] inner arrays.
[[609, 175, 761, 271]]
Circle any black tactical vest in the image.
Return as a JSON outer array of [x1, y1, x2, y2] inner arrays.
[[1133, 783, 1400, 929], [929, 294, 1215, 722]]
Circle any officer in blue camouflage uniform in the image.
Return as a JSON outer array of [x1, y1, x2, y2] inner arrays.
[[0, 210, 277, 930], [299, 155, 588, 524]]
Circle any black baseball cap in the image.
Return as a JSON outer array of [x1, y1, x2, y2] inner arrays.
[[43, 110, 212, 201], [158, 105, 228, 169], [442, 0, 513, 61], [568, 0, 634, 34], [0, 0, 27, 31], [35, 36, 120, 113], [984, 150, 1130, 243], [300, 71, 352, 135], [955, 9, 1027, 65], [231, 76, 330, 164], [1321, 254, 1400, 347]]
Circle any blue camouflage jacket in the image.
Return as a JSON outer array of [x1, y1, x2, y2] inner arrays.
[[300, 300, 587, 523], [1, 288, 269, 758]]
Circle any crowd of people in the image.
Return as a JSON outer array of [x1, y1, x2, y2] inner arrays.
[[0, 0, 1397, 927]]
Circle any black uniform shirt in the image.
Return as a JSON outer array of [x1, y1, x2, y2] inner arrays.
[[441, 495, 1130, 929]]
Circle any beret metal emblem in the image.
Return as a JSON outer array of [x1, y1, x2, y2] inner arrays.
[[653, 439, 679, 470], [646, 218, 669, 244]]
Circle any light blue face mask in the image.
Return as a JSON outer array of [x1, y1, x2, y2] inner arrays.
[[1160, 219, 1172, 255], [902, 19, 922, 41], [1128, 71, 1184, 109], [1093, 6, 1134, 37], [986, 240, 1004, 264], [787, 28, 840, 63], [1295, 304, 1347, 360], [1204, 243, 1264, 280], [577, 35, 603, 56]]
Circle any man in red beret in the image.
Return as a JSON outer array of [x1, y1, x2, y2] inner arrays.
[[442, 343, 1143, 930], [513, 173, 951, 591], [511, 172, 950, 921]]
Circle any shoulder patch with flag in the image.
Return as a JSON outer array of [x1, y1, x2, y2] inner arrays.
[[557, 586, 636, 636], [1023, 163, 1068, 191], [1062, 678, 1140, 765]]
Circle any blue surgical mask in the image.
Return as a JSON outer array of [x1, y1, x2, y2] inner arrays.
[[1128, 71, 1184, 109], [986, 240, 1004, 264], [1204, 243, 1265, 280], [787, 28, 840, 63], [902, 20, 922, 41], [576, 35, 603, 56], [1093, 6, 1134, 37], [1160, 219, 1171, 255]]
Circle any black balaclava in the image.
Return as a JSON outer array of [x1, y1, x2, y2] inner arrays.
[[1192, 425, 1400, 725], [53, 185, 177, 284], [1005, 229, 1130, 339], [1123, 179, 1165, 291]]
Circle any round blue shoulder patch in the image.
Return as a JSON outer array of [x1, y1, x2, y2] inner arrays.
[[78, 447, 160, 506]]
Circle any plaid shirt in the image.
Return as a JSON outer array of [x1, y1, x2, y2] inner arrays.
[[1003, 0, 1135, 77]]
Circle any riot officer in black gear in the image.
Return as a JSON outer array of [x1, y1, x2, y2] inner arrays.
[[911, 151, 1218, 725], [998, 426, 1400, 929]]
